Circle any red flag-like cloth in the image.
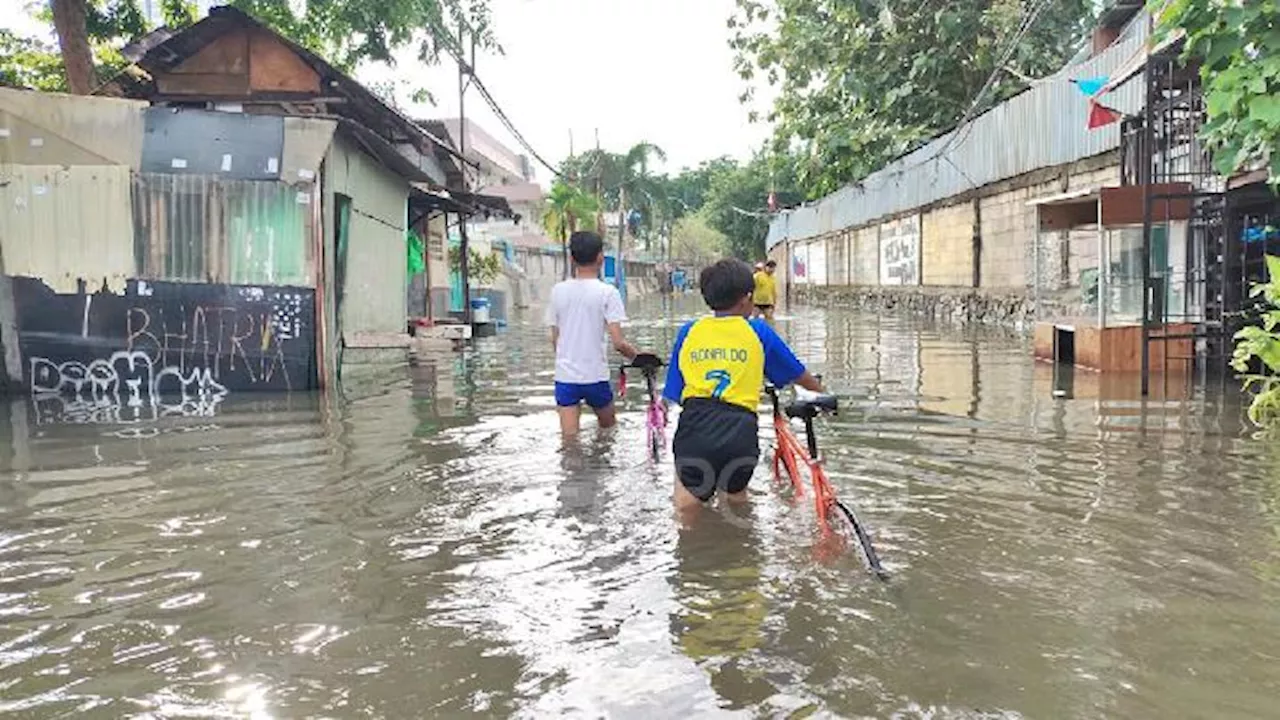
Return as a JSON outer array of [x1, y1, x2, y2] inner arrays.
[[1088, 101, 1122, 129]]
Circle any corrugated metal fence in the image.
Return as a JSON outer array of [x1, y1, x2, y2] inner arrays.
[[132, 173, 314, 286], [767, 18, 1149, 249]]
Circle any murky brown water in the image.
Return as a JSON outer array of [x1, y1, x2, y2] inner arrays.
[[3, 296, 1279, 718]]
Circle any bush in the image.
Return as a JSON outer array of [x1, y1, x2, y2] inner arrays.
[[1232, 255, 1280, 430], [448, 246, 501, 285]]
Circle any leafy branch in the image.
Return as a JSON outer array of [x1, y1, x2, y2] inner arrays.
[[1232, 255, 1280, 431], [1156, 0, 1280, 183]]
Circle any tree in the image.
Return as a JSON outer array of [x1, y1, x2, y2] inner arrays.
[[701, 150, 803, 259], [24, 0, 495, 94], [730, 0, 1095, 198], [611, 141, 667, 257], [0, 30, 67, 91], [1156, 0, 1280, 183], [670, 212, 729, 267], [542, 180, 599, 278]]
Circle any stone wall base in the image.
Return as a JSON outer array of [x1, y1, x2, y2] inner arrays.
[[794, 285, 1036, 331]]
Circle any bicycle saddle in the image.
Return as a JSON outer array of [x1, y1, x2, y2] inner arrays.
[[785, 392, 838, 419], [628, 353, 664, 370]]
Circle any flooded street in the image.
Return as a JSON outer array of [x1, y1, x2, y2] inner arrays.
[[2, 296, 1279, 719]]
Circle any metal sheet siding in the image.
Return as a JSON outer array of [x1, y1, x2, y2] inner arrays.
[[141, 108, 285, 179], [0, 165, 136, 293], [769, 20, 1148, 249], [0, 87, 146, 168], [132, 173, 314, 286]]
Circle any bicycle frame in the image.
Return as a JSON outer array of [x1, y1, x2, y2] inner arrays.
[[619, 355, 666, 461], [765, 384, 888, 579]]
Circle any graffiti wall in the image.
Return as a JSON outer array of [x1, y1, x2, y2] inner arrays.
[[13, 278, 317, 423], [880, 215, 921, 286]]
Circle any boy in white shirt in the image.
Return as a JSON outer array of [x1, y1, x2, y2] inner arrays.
[[545, 231, 641, 435]]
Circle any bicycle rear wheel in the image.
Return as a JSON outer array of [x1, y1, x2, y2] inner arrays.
[[831, 499, 889, 580]]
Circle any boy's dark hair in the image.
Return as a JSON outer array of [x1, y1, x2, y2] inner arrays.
[[700, 258, 755, 311], [765, 259, 777, 268], [569, 231, 604, 265]]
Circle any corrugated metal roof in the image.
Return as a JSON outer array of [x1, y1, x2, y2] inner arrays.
[[767, 17, 1150, 249]]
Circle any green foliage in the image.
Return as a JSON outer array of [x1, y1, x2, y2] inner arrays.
[[1156, 0, 1280, 182], [670, 212, 729, 266], [448, 245, 500, 285], [542, 180, 599, 242], [730, 0, 1094, 198], [1232, 255, 1280, 431], [0, 30, 66, 91], [12, 0, 494, 93], [700, 151, 803, 259]]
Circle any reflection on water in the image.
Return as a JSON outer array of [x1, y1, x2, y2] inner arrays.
[[1, 297, 1278, 718]]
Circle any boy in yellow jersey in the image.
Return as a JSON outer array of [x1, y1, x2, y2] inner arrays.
[[662, 259, 822, 514], [751, 260, 778, 322]]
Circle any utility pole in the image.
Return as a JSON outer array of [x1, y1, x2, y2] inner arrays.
[[457, 24, 476, 325]]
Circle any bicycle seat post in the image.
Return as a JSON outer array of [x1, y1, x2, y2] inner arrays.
[[803, 414, 819, 460]]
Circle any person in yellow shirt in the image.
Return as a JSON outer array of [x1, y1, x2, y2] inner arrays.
[[661, 259, 822, 518], [751, 260, 778, 322]]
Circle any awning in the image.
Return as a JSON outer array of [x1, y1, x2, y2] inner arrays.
[[1027, 183, 1195, 230], [408, 186, 519, 228]]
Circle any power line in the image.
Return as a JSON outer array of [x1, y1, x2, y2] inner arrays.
[[420, 15, 565, 180]]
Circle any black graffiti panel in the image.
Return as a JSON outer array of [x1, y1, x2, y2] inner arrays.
[[14, 278, 318, 401]]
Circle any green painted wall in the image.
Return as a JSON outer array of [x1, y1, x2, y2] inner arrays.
[[323, 136, 410, 340]]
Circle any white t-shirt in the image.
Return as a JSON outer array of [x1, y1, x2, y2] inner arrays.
[[544, 278, 627, 384]]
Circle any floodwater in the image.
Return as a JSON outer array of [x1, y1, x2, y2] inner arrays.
[[2, 296, 1279, 719]]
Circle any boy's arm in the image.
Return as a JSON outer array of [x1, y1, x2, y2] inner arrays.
[[607, 322, 638, 360], [661, 323, 691, 406], [545, 290, 558, 353], [753, 319, 824, 392], [793, 370, 824, 393], [604, 287, 638, 360]]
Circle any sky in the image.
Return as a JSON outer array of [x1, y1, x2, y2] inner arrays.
[[361, 0, 775, 182], [2, 0, 776, 185]]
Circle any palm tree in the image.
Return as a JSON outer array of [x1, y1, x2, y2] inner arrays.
[[543, 180, 599, 278], [611, 142, 667, 299]]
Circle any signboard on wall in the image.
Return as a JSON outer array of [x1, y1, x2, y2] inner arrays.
[[807, 240, 827, 286], [880, 215, 921, 286], [792, 243, 809, 285]]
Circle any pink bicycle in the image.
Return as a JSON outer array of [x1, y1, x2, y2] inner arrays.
[[618, 353, 666, 461]]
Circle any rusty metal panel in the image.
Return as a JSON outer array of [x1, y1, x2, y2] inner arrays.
[[132, 173, 314, 286], [141, 108, 284, 179], [0, 165, 136, 293], [0, 87, 146, 167], [769, 17, 1150, 249]]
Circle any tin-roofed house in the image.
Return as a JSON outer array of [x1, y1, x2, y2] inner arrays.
[[94, 5, 477, 377], [0, 6, 475, 422]]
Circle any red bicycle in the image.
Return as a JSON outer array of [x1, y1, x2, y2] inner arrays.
[[766, 382, 888, 580], [619, 353, 666, 461]]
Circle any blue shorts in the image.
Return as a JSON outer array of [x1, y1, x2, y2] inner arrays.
[[555, 381, 614, 409]]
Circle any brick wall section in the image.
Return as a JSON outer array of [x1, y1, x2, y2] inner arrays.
[[921, 201, 975, 286], [772, 154, 1123, 320], [853, 225, 879, 285]]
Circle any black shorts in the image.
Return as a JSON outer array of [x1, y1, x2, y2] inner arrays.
[[755, 304, 773, 311], [672, 398, 760, 501]]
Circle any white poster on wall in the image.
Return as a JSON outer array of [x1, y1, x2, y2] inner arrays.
[[807, 239, 827, 286], [880, 215, 921, 286], [791, 242, 809, 285]]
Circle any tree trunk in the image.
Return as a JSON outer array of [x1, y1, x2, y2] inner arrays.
[[51, 0, 96, 94]]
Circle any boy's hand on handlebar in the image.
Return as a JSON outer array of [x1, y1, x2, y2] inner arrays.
[[796, 371, 824, 394]]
